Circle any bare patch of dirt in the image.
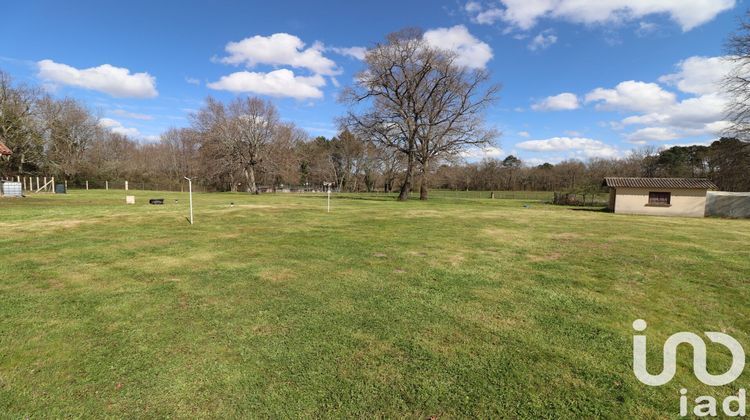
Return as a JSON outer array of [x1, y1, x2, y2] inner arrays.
[[0, 218, 93, 230], [402, 210, 443, 218], [447, 254, 465, 266], [550, 232, 582, 241], [234, 204, 274, 209], [528, 252, 562, 262], [482, 228, 527, 243], [259, 268, 295, 283]]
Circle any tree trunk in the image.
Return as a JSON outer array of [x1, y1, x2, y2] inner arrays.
[[398, 151, 415, 201], [244, 165, 258, 194], [419, 161, 429, 200]]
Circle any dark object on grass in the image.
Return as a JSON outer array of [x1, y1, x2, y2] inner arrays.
[[174, 199, 179, 204], [149, 199, 164, 205], [55, 184, 66, 194]]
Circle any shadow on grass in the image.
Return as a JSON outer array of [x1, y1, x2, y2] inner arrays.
[[569, 207, 610, 213]]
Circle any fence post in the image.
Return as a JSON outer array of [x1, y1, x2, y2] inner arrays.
[[106, 181, 109, 190], [51, 177, 55, 193], [125, 180, 129, 191], [86, 180, 89, 190], [64, 180, 68, 191]]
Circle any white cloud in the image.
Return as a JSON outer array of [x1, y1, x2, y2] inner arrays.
[[330, 46, 367, 60], [217, 33, 340, 76], [636, 21, 658, 36], [592, 55, 737, 144], [703, 120, 731, 133], [98, 117, 141, 137], [658, 55, 734, 95], [532, 92, 579, 111], [460, 146, 504, 159], [465, 1, 482, 13], [185, 76, 200, 85], [423, 25, 493, 69], [111, 109, 153, 120], [528, 30, 557, 51], [474, 7, 505, 25], [465, 0, 735, 31], [517, 136, 620, 159], [621, 93, 726, 129], [585, 80, 676, 113], [626, 127, 680, 143], [207, 69, 326, 100], [518, 130, 531, 138], [37, 60, 157, 98]]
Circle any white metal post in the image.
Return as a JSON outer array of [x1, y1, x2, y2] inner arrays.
[[324, 182, 332, 213], [185, 177, 194, 225]]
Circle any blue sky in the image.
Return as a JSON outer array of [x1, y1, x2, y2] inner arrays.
[[1, 0, 744, 165]]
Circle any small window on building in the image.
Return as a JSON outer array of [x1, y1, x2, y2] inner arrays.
[[648, 191, 671, 206]]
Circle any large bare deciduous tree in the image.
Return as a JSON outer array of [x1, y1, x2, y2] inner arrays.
[[39, 97, 98, 180], [342, 28, 499, 200], [0, 71, 44, 175], [192, 96, 279, 193], [725, 13, 750, 139]]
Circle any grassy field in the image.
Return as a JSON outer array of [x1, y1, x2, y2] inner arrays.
[[0, 190, 748, 418]]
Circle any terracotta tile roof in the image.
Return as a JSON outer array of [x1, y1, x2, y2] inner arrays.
[[0, 141, 11, 156], [603, 177, 718, 190]]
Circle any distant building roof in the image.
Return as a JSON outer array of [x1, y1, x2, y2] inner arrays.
[[0, 141, 11, 156], [603, 177, 718, 190]]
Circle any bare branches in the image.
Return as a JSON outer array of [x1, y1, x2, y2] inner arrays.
[[341, 29, 500, 200], [191, 96, 279, 193], [724, 12, 750, 139]]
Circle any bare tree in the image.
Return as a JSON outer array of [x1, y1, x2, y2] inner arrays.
[[261, 122, 305, 189], [412, 61, 499, 200], [725, 13, 750, 139], [341, 29, 423, 200], [342, 29, 499, 200], [38, 97, 98, 180], [192, 96, 278, 193], [0, 71, 44, 175]]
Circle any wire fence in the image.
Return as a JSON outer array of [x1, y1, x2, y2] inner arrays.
[[426, 190, 556, 200], [4, 176, 609, 205]]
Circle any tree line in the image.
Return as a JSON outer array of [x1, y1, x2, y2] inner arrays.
[[2, 28, 750, 197], [432, 140, 750, 193]]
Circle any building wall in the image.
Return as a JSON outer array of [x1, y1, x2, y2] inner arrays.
[[613, 187, 707, 217], [705, 191, 750, 218]]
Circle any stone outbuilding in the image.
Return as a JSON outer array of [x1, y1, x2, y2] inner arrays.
[[603, 177, 718, 218]]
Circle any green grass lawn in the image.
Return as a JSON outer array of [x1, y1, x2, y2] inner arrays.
[[0, 190, 748, 417]]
